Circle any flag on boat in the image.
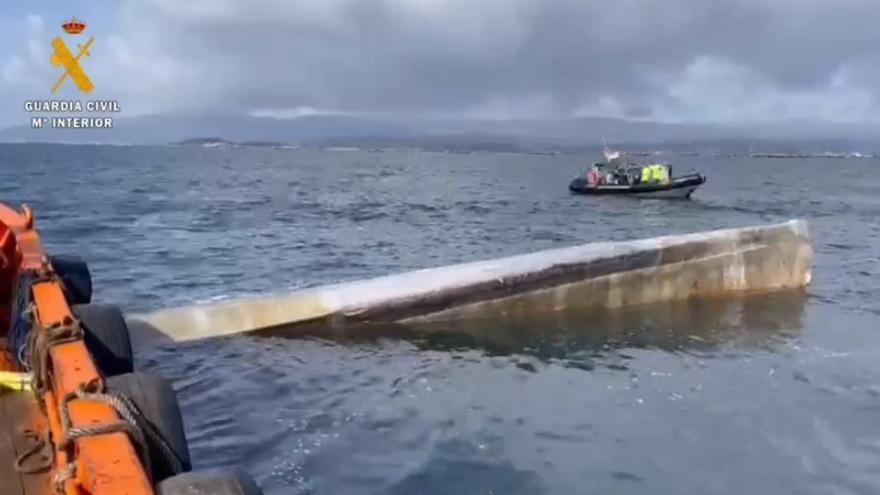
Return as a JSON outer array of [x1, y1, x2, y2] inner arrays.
[[602, 135, 621, 161], [603, 147, 620, 161]]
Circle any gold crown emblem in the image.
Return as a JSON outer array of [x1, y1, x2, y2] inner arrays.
[[62, 17, 86, 35]]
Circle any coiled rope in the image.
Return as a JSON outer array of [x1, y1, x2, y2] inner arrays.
[[53, 379, 186, 489], [14, 306, 185, 491], [13, 315, 86, 482], [13, 434, 53, 475], [53, 379, 151, 490], [24, 315, 82, 404], [7, 270, 35, 369]]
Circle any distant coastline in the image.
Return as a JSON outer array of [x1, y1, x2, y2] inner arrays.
[[0, 137, 875, 159], [167, 136, 879, 159], [4, 113, 880, 158], [171, 137, 300, 149]]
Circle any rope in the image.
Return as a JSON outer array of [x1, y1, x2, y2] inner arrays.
[[10, 266, 64, 370], [13, 287, 84, 482], [103, 391, 186, 478], [7, 271, 35, 368], [26, 315, 84, 400], [53, 462, 76, 494], [54, 380, 186, 487], [55, 380, 152, 488], [10, 266, 184, 488], [14, 435, 54, 474]]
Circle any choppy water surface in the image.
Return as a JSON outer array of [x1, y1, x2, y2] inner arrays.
[[3, 144, 880, 494]]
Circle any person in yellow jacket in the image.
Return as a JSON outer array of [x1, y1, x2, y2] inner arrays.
[[652, 164, 665, 183], [641, 165, 653, 183], [640, 164, 670, 184]]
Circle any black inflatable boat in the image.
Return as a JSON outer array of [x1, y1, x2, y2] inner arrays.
[[569, 173, 706, 199]]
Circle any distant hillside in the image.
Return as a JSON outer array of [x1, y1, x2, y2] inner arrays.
[[304, 134, 526, 152], [238, 140, 287, 147], [2, 113, 880, 152], [172, 137, 236, 146], [171, 137, 295, 149], [0, 114, 421, 146]]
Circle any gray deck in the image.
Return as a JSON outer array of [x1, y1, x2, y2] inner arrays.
[[0, 391, 50, 495]]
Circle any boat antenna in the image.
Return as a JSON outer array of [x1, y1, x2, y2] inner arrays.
[[602, 132, 620, 162]]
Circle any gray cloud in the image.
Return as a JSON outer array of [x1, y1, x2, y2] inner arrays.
[[4, 0, 880, 126]]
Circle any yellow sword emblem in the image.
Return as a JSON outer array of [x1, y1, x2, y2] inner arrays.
[[50, 36, 94, 94]]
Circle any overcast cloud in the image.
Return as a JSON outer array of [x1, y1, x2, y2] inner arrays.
[[2, 0, 880, 128]]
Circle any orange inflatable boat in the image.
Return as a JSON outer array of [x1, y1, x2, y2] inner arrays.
[[1, 203, 261, 495]]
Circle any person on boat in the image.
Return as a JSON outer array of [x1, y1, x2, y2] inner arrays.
[[587, 164, 602, 186], [639, 164, 667, 184], [641, 165, 653, 184], [608, 163, 619, 184], [628, 165, 641, 185], [652, 164, 664, 183], [655, 164, 671, 183]]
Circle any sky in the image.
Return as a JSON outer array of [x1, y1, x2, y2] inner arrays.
[[2, 0, 879, 130]]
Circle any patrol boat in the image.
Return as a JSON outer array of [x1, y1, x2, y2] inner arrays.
[[569, 164, 706, 199], [569, 145, 706, 199]]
